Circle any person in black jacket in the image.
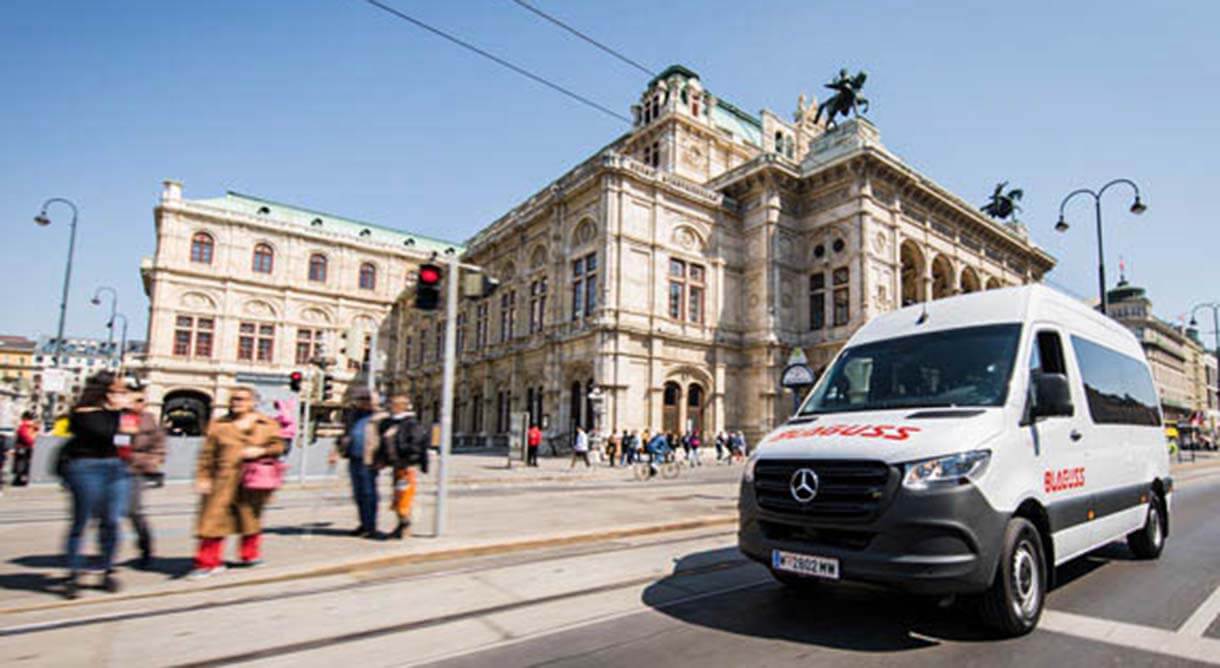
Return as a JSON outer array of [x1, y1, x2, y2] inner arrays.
[[376, 394, 427, 540], [61, 372, 135, 598]]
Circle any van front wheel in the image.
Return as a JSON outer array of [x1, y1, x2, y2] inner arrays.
[[1127, 495, 1166, 559], [980, 517, 1045, 637]]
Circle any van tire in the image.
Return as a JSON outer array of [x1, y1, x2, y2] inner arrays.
[[1127, 495, 1166, 560], [979, 517, 1045, 637]]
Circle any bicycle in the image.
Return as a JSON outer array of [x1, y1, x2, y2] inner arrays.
[[633, 450, 680, 480]]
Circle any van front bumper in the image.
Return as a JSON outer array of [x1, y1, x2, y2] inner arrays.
[[738, 477, 1008, 595]]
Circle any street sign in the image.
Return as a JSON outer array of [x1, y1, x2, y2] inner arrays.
[[781, 363, 817, 388], [42, 369, 69, 394]]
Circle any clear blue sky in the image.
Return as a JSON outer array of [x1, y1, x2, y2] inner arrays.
[[2, 1, 1217, 342]]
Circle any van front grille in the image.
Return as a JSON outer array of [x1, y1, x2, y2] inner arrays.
[[753, 459, 893, 523]]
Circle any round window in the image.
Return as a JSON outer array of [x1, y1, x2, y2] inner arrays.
[[833, 239, 846, 253], [813, 244, 825, 259]]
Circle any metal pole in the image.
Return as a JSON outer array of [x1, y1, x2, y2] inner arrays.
[[1212, 307, 1219, 439], [367, 329, 379, 398], [39, 199, 79, 423], [117, 315, 128, 374], [1094, 196, 1107, 314], [298, 369, 311, 486], [434, 252, 460, 536]]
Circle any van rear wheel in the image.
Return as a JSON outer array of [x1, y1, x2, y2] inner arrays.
[[979, 517, 1045, 637], [1127, 494, 1166, 559]]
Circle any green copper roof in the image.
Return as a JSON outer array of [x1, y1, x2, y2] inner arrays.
[[712, 98, 762, 147], [194, 191, 463, 255]]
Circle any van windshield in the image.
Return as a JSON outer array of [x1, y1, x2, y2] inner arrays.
[[798, 324, 1023, 415]]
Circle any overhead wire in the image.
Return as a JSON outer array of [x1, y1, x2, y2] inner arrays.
[[361, 0, 632, 124], [509, 0, 657, 78]]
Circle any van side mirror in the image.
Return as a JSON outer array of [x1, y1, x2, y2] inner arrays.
[[1031, 372, 1073, 418]]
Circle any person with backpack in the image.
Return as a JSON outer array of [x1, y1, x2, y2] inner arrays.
[[188, 386, 284, 580], [570, 426, 591, 468], [60, 372, 135, 598], [376, 394, 427, 540]]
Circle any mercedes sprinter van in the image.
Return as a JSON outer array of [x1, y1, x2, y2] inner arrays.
[[738, 284, 1171, 636]]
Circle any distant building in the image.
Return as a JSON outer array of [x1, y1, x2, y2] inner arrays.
[[0, 335, 38, 406], [139, 180, 459, 434], [30, 336, 122, 413], [1106, 277, 1218, 435], [387, 65, 1055, 445]]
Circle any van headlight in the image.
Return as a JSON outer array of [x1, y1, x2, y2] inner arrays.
[[743, 451, 761, 483], [902, 450, 991, 490]]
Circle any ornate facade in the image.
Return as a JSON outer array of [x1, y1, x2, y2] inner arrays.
[[388, 66, 1055, 445], [140, 180, 458, 430]]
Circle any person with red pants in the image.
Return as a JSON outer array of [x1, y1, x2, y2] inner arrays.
[[188, 387, 283, 580]]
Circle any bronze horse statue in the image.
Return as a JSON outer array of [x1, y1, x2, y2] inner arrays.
[[814, 69, 869, 128]]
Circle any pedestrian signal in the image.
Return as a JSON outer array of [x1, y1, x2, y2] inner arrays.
[[322, 373, 335, 402]]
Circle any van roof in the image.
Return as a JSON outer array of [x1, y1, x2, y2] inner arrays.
[[851, 284, 1144, 359]]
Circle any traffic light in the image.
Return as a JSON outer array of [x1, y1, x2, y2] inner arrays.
[[289, 371, 303, 393], [321, 373, 335, 402], [415, 263, 442, 310]]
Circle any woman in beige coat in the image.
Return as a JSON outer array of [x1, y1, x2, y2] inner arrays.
[[189, 387, 283, 579]]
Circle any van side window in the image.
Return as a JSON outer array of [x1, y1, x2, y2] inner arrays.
[[1069, 335, 1162, 426], [1031, 331, 1066, 375]]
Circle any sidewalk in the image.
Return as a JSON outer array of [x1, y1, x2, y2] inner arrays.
[[0, 453, 744, 613]]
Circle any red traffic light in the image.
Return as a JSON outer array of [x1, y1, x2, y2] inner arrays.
[[418, 264, 442, 285], [289, 370, 303, 392]]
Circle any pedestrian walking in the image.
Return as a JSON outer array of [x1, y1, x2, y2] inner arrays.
[[526, 423, 542, 466], [60, 372, 134, 598], [126, 386, 166, 568], [570, 426, 591, 468], [376, 394, 427, 540], [688, 430, 702, 466], [680, 431, 692, 464], [620, 429, 634, 466], [714, 430, 727, 463], [606, 430, 621, 467], [731, 431, 747, 462], [12, 411, 38, 486], [189, 386, 284, 580], [333, 388, 381, 539]]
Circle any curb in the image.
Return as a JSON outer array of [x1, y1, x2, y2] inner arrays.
[[0, 514, 738, 617]]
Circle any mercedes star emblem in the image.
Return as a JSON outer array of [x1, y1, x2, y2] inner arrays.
[[789, 468, 819, 503]]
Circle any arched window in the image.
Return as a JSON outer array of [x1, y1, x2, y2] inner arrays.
[[252, 243, 273, 274], [687, 384, 704, 434], [190, 232, 214, 264], [308, 254, 328, 282], [662, 381, 682, 434], [359, 262, 376, 290]]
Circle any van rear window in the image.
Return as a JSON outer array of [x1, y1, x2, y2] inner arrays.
[[1069, 335, 1161, 426]]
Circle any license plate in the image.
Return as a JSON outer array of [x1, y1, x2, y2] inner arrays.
[[771, 549, 840, 580]]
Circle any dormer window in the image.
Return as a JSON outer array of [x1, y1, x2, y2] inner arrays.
[[257, 206, 271, 215], [311, 217, 323, 227], [359, 228, 371, 238], [403, 238, 415, 247]]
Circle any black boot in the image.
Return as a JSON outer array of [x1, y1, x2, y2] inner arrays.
[[64, 573, 79, 600], [388, 519, 409, 540], [102, 571, 121, 594], [137, 535, 153, 569]]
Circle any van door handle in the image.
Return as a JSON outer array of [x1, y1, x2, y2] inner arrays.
[[1070, 430, 1083, 442]]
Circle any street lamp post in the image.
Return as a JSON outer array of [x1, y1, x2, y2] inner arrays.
[[110, 313, 129, 374], [34, 197, 80, 420], [91, 286, 118, 361], [1054, 179, 1146, 314], [1190, 302, 1220, 439]]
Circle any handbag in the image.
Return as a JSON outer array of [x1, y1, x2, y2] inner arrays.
[[241, 457, 286, 491]]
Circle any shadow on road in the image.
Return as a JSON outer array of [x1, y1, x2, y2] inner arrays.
[[642, 545, 1131, 652]]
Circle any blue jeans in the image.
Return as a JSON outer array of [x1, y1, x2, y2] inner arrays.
[[348, 460, 378, 532], [65, 458, 130, 574]]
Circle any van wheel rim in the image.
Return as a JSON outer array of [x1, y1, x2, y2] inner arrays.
[[1149, 505, 1163, 548], [1012, 541, 1039, 618]]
